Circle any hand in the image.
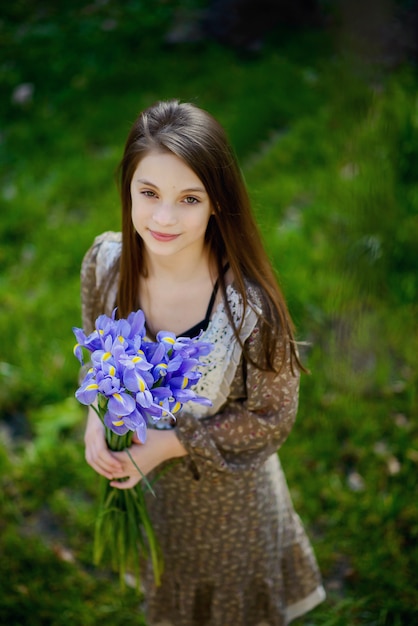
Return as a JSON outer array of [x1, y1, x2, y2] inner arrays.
[[84, 407, 123, 480], [109, 428, 187, 490]]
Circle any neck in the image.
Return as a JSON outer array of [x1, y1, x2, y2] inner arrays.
[[144, 245, 214, 284]]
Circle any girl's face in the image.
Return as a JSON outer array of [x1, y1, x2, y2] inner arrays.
[[130, 150, 212, 262]]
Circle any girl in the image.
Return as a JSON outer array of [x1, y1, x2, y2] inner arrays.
[[82, 100, 325, 626]]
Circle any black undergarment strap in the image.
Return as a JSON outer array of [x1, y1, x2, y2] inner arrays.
[[180, 262, 230, 338]]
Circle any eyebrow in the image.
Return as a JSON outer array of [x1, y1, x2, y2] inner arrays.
[[136, 178, 206, 194]]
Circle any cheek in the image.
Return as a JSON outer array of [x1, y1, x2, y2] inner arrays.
[[131, 197, 146, 218], [190, 214, 211, 235], [131, 202, 145, 231]]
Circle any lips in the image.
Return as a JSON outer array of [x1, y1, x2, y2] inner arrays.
[[149, 230, 180, 242]]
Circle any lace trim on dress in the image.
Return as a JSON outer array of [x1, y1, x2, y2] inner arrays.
[[93, 238, 261, 421], [183, 283, 261, 419], [286, 586, 326, 622]]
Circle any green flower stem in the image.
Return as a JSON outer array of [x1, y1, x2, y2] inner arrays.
[[137, 491, 162, 586], [91, 396, 163, 590], [124, 447, 156, 497]]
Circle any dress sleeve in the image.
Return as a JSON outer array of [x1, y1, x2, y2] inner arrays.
[[80, 238, 101, 335], [175, 320, 300, 478], [80, 231, 121, 334]]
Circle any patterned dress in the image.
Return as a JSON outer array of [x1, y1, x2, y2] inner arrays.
[[80, 231, 325, 626]]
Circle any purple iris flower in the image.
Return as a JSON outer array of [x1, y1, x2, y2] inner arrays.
[[74, 307, 213, 441], [73, 341, 85, 364], [107, 391, 136, 417], [171, 334, 213, 359], [123, 368, 153, 397], [155, 330, 177, 351], [123, 408, 148, 443], [167, 356, 200, 375], [104, 410, 131, 436], [75, 375, 99, 405], [145, 341, 167, 365], [119, 351, 153, 374], [97, 372, 121, 397], [126, 309, 146, 340], [104, 405, 149, 441]]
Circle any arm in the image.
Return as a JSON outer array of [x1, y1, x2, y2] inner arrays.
[[109, 320, 299, 486], [80, 233, 125, 478], [80, 231, 121, 332], [109, 429, 188, 489], [80, 237, 101, 335], [175, 320, 300, 478], [84, 405, 124, 479]]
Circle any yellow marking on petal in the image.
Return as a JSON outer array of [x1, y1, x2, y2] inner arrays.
[[118, 335, 124, 343], [182, 377, 188, 389], [132, 356, 143, 363], [112, 419, 124, 427], [113, 393, 122, 402], [103, 352, 112, 361], [86, 383, 99, 391], [109, 365, 116, 376], [163, 337, 175, 345], [99, 329, 104, 335], [88, 367, 94, 373], [157, 362, 168, 369], [138, 377, 146, 392], [171, 402, 182, 413]]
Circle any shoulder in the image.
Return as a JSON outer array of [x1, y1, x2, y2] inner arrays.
[[81, 231, 121, 281], [243, 279, 297, 374], [81, 231, 122, 298], [224, 279, 268, 336], [85, 230, 122, 262], [243, 279, 265, 317], [80, 232, 122, 327]]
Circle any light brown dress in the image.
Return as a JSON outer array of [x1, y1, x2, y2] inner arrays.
[[80, 232, 325, 626]]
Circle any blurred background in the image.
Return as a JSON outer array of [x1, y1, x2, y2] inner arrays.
[[1, 1, 417, 624]]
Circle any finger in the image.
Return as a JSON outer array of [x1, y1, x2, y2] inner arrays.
[[110, 475, 141, 490], [86, 457, 114, 479], [86, 449, 123, 478]]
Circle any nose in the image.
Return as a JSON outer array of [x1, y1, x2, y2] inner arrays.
[[152, 202, 177, 227]]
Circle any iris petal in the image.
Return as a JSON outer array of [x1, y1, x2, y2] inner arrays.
[[74, 308, 213, 441], [108, 392, 136, 416]]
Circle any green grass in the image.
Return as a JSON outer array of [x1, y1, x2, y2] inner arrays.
[[1, 1, 417, 624]]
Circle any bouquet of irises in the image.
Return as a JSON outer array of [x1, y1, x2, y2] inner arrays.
[[73, 309, 212, 589]]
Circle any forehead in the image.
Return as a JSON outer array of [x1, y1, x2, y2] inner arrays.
[[133, 150, 204, 186]]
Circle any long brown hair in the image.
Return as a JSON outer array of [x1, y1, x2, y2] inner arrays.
[[113, 99, 303, 373]]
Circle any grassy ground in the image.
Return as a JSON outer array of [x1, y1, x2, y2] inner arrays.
[[1, 1, 417, 624]]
